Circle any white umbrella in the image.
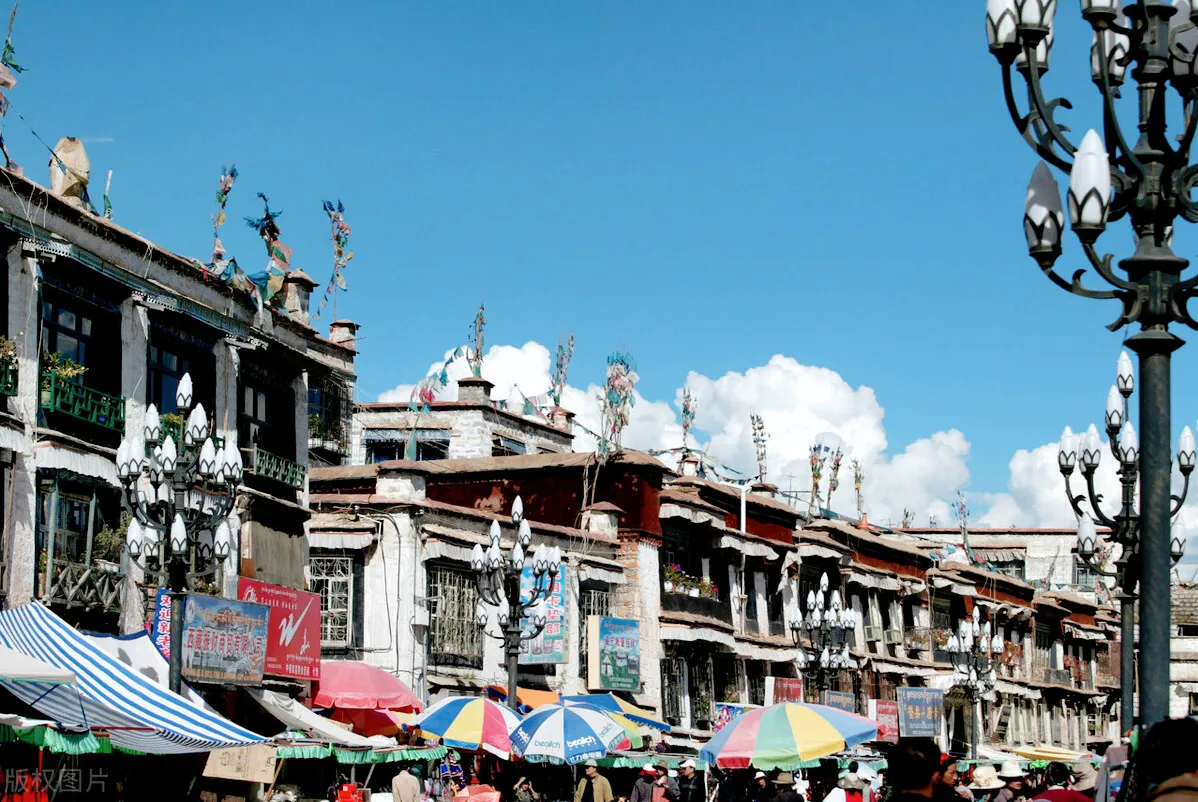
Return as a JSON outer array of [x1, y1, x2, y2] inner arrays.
[[510, 702, 629, 764], [0, 645, 75, 684]]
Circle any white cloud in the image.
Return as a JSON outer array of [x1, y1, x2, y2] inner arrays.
[[376, 343, 975, 526]]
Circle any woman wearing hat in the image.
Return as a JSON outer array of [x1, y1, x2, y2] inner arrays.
[[994, 762, 1028, 802], [631, 766, 658, 802], [751, 771, 778, 802], [968, 766, 1007, 802], [774, 773, 805, 802]]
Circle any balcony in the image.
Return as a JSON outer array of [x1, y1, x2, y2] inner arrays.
[[46, 558, 123, 614], [904, 626, 932, 657], [247, 447, 307, 490], [0, 359, 16, 396], [661, 587, 734, 626], [1035, 666, 1073, 686], [160, 416, 225, 450], [40, 373, 124, 432]]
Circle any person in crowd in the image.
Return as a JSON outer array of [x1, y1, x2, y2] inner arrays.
[[774, 773, 804, 802], [632, 766, 658, 802], [393, 765, 423, 802], [967, 766, 1006, 802], [677, 760, 703, 802], [654, 761, 680, 802], [994, 763, 1027, 802], [1069, 765, 1097, 800], [514, 777, 539, 802], [824, 763, 871, 802], [1033, 763, 1090, 802], [576, 760, 614, 802], [751, 771, 777, 802], [885, 738, 944, 802], [1137, 718, 1198, 802], [938, 758, 972, 802]]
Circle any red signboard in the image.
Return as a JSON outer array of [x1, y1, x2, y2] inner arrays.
[[238, 577, 321, 680], [765, 677, 804, 705], [869, 699, 900, 743]]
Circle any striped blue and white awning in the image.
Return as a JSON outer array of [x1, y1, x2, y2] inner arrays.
[[0, 602, 266, 753]]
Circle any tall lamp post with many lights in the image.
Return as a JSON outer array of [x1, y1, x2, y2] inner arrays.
[[116, 373, 242, 694], [471, 497, 561, 711], [1057, 350, 1190, 731], [789, 572, 857, 699], [945, 609, 1001, 760], [985, 0, 1198, 725]]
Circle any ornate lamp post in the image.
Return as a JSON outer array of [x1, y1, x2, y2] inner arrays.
[[470, 496, 561, 711], [985, 0, 1198, 726], [789, 572, 857, 698], [115, 373, 242, 694], [1057, 350, 1191, 731], [945, 608, 1001, 759]]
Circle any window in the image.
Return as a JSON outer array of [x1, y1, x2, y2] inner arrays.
[[1073, 556, 1098, 590], [239, 364, 296, 459], [1035, 623, 1057, 670], [42, 300, 92, 369], [1190, 694, 1198, 716], [578, 584, 613, 678], [491, 434, 526, 457], [932, 597, 953, 663], [689, 657, 714, 727], [1179, 624, 1198, 637], [661, 657, 685, 725], [365, 431, 450, 462], [311, 556, 354, 648], [991, 559, 1026, 581], [428, 565, 483, 668], [308, 375, 352, 452], [745, 661, 766, 706], [147, 323, 216, 418]]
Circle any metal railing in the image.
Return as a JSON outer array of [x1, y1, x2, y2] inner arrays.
[[248, 447, 306, 489], [40, 373, 125, 432]]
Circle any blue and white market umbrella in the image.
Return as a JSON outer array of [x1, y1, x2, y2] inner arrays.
[[510, 702, 630, 764]]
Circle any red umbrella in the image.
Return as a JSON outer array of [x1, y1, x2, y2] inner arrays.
[[312, 661, 423, 712], [330, 708, 415, 737], [455, 785, 500, 802]]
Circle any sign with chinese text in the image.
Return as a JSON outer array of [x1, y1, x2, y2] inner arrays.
[[897, 687, 944, 738], [181, 593, 269, 685], [518, 564, 566, 664], [868, 699, 900, 743], [238, 577, 321, 680], [587, 616, 640, 691], [203, 744, 278, 783], [714, 702, 757, 732], [765, 677, 804, 705], [821, 690, 856, 713], [149, 588, 172, 658]]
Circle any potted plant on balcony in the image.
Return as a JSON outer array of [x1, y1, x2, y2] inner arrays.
[[1002, 641, 1023, 671], [664, 563, 686, 594], [39, 352, 87, 406], [91, 522, 126, 574], [932, 627, 953, 650], [699, 577, 719, 600]]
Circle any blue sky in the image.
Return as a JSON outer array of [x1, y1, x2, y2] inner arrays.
[[8, 3, 1196, 519]]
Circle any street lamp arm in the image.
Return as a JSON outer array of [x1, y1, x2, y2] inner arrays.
[[1095, 39, 1146, 177], [1172, 163, 1198, 224], [1001, 60, 1074, 173], [1020, 43, 1080, 160], [1171, 472, 1192, 518], [1177, 90, 1198, 164], [1081, 470, 1118, 529], [1082, 241, 1138, 293]]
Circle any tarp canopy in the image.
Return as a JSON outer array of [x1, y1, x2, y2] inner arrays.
[[81, 629, 212, 711], [247, 688, 395, 748], [0, 644, 75, 684], [0, 602, 265, 754]]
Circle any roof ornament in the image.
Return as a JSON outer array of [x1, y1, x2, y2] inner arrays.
[[597, 350, 637, 464], [550, 333, 575, 407], [467, 302, 485, 378], [314, 200, 353, 322], [750, 413, 767, 482]]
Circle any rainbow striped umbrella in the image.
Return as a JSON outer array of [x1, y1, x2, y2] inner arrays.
[[408, 696, 522, 758], [560, 693, 671, 731], [698, 703, 878, 769]]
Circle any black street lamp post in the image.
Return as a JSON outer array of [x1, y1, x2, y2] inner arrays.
[[1057, 350, 1190, 731], [789, 572, 858, 699], [945, 609, 1001, 760], [116, 373, 242, 695], [470, 497, 561, 711], [986, 0, 1198, 726]]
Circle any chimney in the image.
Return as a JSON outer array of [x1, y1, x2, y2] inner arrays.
[[581, 502, 623, 540], [328, 319, 360, 349], [679, 452, 700, 476], [548, 405, 575, 433], [750, 482, 778, 499], [457, 376, 494, 405], [856, 513, 870, 531], [281, 270, 319, 327]]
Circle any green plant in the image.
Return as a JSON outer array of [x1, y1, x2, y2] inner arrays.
[[160, 412, 184, 428], [192, 577, 222, 595], [699, 576, 719, 600], [932, 627, 953, 649], [41, 351, 87, 383], [0, 336, 16, 362], [92, 521, 127, 563]]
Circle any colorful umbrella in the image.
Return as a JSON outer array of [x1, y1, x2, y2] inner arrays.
[[510, 702, 631, 764], [698, 703, 878, 769], [455, 785, 501, 802], [408, 696, 522, 758], [561, 693, 671, 731], [330, 707, 414, 738], [485, 685, 561, 713]]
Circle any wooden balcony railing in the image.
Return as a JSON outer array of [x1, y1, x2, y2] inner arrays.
[[0, 359, 17, 396], [40, 373, 124, 432], [46, 559, 123, 614]]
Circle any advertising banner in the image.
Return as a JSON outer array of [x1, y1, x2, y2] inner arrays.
[[181, 594, 269, 685], [897, 687, 944, 738], [714, 702, 758, 732], [868, 699, 900, 742], [821, 690, 856, 713], [519, 565, 566, 665], [765, 677, 804, 705], [238, 577, 321, 680], [586, 617, 640, 692], [149, 588, 172, 659]]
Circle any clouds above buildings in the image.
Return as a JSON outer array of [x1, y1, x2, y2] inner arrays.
[[376, 340, 1195, 536]]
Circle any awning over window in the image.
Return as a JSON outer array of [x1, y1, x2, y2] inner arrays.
[[974, 548, 1025, 563], [0, 602, 265, 754], [716, 535, 778, 561], [846, 571, 901, 591], [34, 442, 118, 486], [309, 532, 375, 550], [0, 424, 24, 452], [364, 428, 449, 443]]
